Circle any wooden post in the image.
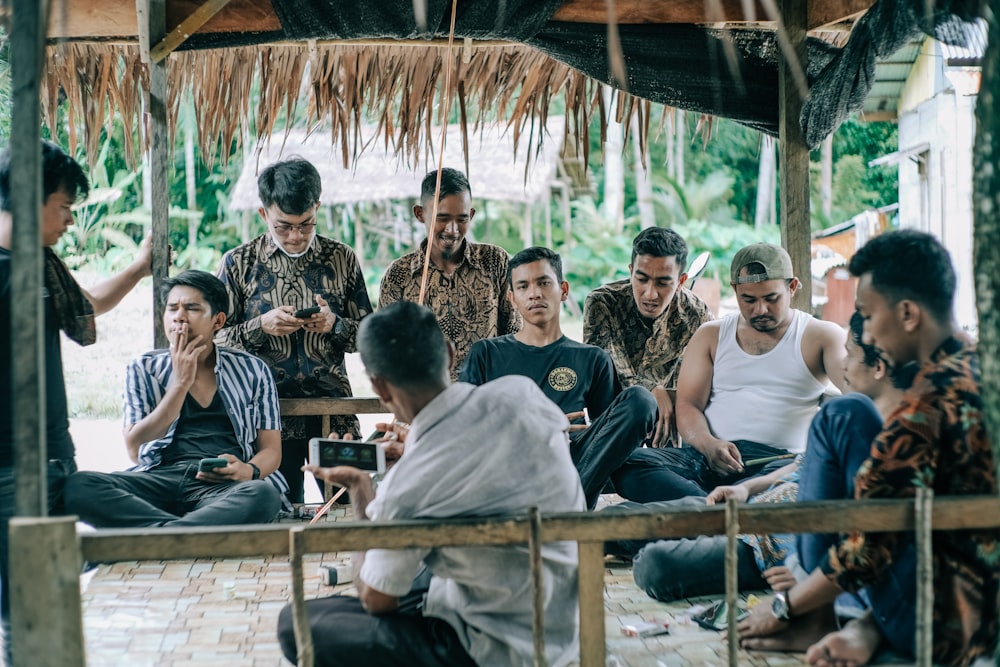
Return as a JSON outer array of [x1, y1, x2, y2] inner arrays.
[[777, 0, 812, 313], [915, 488, 933, 667], [141, 0, 171, 349], [8, 517, 85, 667], [522, 203, 533, 248], [577, 542, 606, 667], [10, 0, 48, 519], [527, 506, 547, 667], [724, 497, 739, 666], [289, 527, 315, 667]]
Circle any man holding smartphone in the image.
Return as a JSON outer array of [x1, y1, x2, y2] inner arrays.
[[65, 270, 286, 527], [216, 158, 373, 504]]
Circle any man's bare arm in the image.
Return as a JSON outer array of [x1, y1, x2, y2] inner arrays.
[[81, 236, 152, 315]]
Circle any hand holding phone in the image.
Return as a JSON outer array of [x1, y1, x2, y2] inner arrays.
[[293, 306, 321, 319], [198, 457, 229, 473]]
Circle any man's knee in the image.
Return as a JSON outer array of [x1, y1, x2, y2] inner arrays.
[[632, 541, 686, 601], [619, 386, 658, 426], [236, 481, 281, 523]]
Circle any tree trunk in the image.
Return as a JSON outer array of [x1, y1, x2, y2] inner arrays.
[[601, 85, 625, 230], [972, 4, 1000, 487], [632, 115, 655, 229], [755, 135, 776, 228], [184, 103, 198, 250], [674, 109, 686, 187]]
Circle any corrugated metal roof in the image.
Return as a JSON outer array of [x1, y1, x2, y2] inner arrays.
[[940, 18, 988, 66]]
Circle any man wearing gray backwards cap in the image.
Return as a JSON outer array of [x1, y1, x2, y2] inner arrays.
[[628, 243, 847, 501]]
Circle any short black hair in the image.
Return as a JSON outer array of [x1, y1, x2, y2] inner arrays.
[[848, 310, 881, 368], [508, 246, 563, 286], [848, 229, 955, 323], [160, 270, 229, 315], [0, 140, 90, 213], [631, 227, 688, 269], [257, 158, 321, 215], [358, 302, 449, 391], [420, 167, 471, 203]]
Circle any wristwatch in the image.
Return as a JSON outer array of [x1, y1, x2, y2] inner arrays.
[[771, 591, 792, 621], [248, 462, 261, 480]]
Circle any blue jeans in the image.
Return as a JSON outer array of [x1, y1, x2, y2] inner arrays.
[[795, 394, 883, 571], [570, 386, 657, 509], [65, 462, 281, 528], [611, 440, 791, 503], [0, 458, 77, 666]]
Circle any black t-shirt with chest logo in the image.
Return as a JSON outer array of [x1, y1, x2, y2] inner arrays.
[[459, 334, 619, 426]]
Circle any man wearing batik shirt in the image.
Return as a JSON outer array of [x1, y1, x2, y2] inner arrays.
[[216, 158, 372, 503], [584, 227, 712, 448], [738, 230, 998, 667], [379, 168, 519, 380]]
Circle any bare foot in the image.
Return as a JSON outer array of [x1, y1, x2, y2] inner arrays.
[[740, 606, 839, 653], [805, 611, 881, 666]]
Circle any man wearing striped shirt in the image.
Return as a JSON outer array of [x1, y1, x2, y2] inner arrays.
[[66, 270, 287, 527]]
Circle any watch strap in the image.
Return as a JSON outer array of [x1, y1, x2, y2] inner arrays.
[[248, 462, 261, 480]]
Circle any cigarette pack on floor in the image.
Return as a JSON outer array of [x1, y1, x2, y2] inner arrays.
[[621, 621, 669, 637]]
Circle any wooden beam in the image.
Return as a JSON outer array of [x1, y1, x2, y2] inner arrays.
[[10, 0, 47, 519], [777, 0, 812, 313], [150, 0, 234, 63], [46, 0, 874, 40], [9, 518, 85, 667], [577, 542, 606, 667], [279, 397, 386, 416]]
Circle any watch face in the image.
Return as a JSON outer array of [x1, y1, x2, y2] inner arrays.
[[772, 593, 789, 620]]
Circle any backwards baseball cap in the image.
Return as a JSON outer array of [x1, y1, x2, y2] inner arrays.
[[730, 243, 794, 284]]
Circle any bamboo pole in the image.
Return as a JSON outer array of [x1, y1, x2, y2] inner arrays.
[[577, 542, 606, 667], [528, 506, 548, 667], [290, 527, 315, 667], [915, 488, 933, 667], [725, 496, 740, 666]]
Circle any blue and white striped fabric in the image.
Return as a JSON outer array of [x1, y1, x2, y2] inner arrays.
[[123, 346, 291, 508]]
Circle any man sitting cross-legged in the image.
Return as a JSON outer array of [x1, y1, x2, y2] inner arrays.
[[460, 246, 656, 509], [738, 230, 998, 667], [277, 301, 585, 667], [66, 270, 287, 527], [603, 310, 907, 603]]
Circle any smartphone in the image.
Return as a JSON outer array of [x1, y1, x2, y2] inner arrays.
[[293, 306, 321, 319], [309, 438, 386, 474], [198, 457, 229, 473], [690, 600, 749, 631]]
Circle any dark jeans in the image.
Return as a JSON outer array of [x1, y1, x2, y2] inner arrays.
[[65, 462, 281, 528], [860, 540, 917, 657], [277, 569, 476, 667], [0, 458, 76, 666], [570, 386, 657, 509], [602, 497, 766, 601], [611, 440, 791, 503], [280, 437, 329, 504], [795, 393, 883, 571]]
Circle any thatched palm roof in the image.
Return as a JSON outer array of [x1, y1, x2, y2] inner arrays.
[[228, 118, 567, 210]]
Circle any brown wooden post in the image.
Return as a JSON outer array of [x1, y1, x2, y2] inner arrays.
[[576, 541, 606, 667], [777, 0, 812, 313], [724, 496, 740, 666], [8, 517, 85, 667], [915, 488, 933, 667], [10, 0, 48, 520], [289, 526, 315, 667], [527, 506, 547, 667], [140, 0, 171, 348]]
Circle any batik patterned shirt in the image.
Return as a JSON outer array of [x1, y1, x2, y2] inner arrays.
[[820, 337, 998, 666], [584, 280, 712, 446], [379, 240, 520, 381], [216, 234, 372, 438]]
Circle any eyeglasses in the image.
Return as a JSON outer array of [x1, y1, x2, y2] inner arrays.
[[272, 222, 316, 235]]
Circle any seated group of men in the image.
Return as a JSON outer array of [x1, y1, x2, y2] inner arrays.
[[1, 142, 996, 667]]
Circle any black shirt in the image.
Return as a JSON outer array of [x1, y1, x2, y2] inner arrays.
[[0, 247, 74, 466], [459, 334, 619, 425], [159, 391, 243, 466]]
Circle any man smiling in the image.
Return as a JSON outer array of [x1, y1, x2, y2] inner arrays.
[[379, 168, 520, 381], [461, 247, 655, 508]]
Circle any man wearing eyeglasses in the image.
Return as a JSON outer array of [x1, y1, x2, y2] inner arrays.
[[216, 158, 373, 504]]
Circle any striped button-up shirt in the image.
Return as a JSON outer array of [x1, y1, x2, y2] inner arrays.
[[124, 346, 290, 506]]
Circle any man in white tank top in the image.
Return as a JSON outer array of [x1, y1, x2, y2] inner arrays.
[[670, 243, 846, 492]]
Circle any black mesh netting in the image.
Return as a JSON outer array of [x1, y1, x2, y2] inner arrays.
[[247, 0, 985, 147]]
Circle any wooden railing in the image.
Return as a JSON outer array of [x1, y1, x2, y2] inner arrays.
[[9, 398, 998, 666], [10, 494, 1000, 667]]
